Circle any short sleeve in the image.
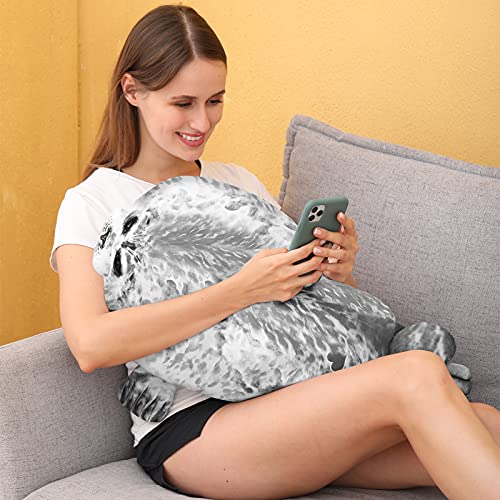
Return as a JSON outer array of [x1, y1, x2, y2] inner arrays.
[[258, 181, 282, 210], [245, 170, 282, 211], [49, 190, 106, 273]]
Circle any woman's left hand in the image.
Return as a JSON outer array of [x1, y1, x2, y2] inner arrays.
[[311, 212, 359, 284]]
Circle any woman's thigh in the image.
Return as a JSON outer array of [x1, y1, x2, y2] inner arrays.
[[162, 350, 432, 500]]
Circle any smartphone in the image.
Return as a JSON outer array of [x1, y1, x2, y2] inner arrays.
[[289, 196, 349, 273]]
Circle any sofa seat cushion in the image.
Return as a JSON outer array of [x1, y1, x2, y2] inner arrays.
[[23, 457, 444, 499], [23, 458, 182, 499]]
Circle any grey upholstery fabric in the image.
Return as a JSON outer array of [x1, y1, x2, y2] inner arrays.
[[23, 458, 444, 500], [279, 114, 500, 409], [0, 329, 135, 500], [1, 114, 497, 499]]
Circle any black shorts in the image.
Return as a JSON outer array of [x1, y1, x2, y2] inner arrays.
[[135, 397, 231, 497]]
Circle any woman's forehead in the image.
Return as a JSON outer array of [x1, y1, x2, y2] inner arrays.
[[161, 59, 227, 96]]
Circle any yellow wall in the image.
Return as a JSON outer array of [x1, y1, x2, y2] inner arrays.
[[1, 1, 78, 345], [1, 0, 499, 345]]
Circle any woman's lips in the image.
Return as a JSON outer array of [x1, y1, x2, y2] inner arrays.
[[176, 131, 205, 147]]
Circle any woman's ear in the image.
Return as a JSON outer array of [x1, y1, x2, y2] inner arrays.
[[121, 73, 140, 107]]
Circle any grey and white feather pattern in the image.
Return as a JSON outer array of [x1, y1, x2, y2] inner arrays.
[[93, 176, 471, 423]]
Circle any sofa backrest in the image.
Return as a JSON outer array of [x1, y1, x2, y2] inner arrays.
[[278, 114, 499, 408]]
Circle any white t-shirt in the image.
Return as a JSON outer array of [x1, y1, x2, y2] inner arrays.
[[50, 159, 281, 447]]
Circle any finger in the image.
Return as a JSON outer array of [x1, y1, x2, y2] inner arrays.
[[313, 245, 349, 262], [337, 212, 357, 238], [293, 252, 324, 276], [294, 269, 323, 288], [313, 227, 345, 247], [287, 238, 322, 263], [313, 228, 353, 250], [319, 259, 350, 271], [327, 248, 351, 262]]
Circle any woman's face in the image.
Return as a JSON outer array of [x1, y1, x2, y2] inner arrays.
[[123, 58, 227, 163]]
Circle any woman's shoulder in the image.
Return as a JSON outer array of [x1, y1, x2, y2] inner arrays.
[[202, 160, 280, 209], [202, 160, 257, 185], [63, 167, 109, 198], [58, 167, 155, 225]]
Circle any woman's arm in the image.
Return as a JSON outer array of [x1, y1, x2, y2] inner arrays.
[[57, 245, 248, 373]]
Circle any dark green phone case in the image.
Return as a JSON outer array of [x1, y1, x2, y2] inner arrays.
[[289, 196, 349, 271]]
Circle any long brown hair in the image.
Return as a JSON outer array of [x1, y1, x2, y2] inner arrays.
[[81, 4, 227, 182]]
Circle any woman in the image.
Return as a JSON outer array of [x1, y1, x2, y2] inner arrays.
[[50, 4, 500, 499]]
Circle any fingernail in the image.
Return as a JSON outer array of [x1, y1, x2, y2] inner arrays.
[[314, 228, 322, 236], [339, 212, 345, 220]]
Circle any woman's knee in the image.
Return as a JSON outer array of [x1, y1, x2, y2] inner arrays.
[[390, 349, 453, 401], [471, 402, 499, 417]]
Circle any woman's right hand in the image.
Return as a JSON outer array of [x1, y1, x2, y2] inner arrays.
[[234, 239, 325, 305]]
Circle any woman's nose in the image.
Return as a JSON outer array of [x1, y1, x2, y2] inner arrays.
[[189, 106, 211, 133]]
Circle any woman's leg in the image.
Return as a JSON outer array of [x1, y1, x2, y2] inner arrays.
[[161, 349, 499, 500], [163, 350, 411, 500], [332, 402, 500, 489], [392, 364, 500, 500]]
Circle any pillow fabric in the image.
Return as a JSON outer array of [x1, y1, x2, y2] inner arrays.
[[279, 114, 500, 408], [93, 175, 470, 422]]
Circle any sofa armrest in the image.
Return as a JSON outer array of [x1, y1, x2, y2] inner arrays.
[[0, 328, 135, 500]]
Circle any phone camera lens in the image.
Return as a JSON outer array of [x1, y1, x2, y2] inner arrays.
[[317, 210, 323, 216], [312, 207, 317, 213], [308, 215, 315, 221]]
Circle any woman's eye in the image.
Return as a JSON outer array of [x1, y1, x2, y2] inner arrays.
[[176, 100, 223, 108]]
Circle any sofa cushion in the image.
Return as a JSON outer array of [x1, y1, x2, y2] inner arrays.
[[23, 457, 444, 499], [0, 328, 135, 499], [278, 114, 499, 408]]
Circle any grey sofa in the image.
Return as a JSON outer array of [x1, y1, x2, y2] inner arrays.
[[2, 114, 498, 499]]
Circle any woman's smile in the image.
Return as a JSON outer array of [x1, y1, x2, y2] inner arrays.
[[175, 131, 206, 147]]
